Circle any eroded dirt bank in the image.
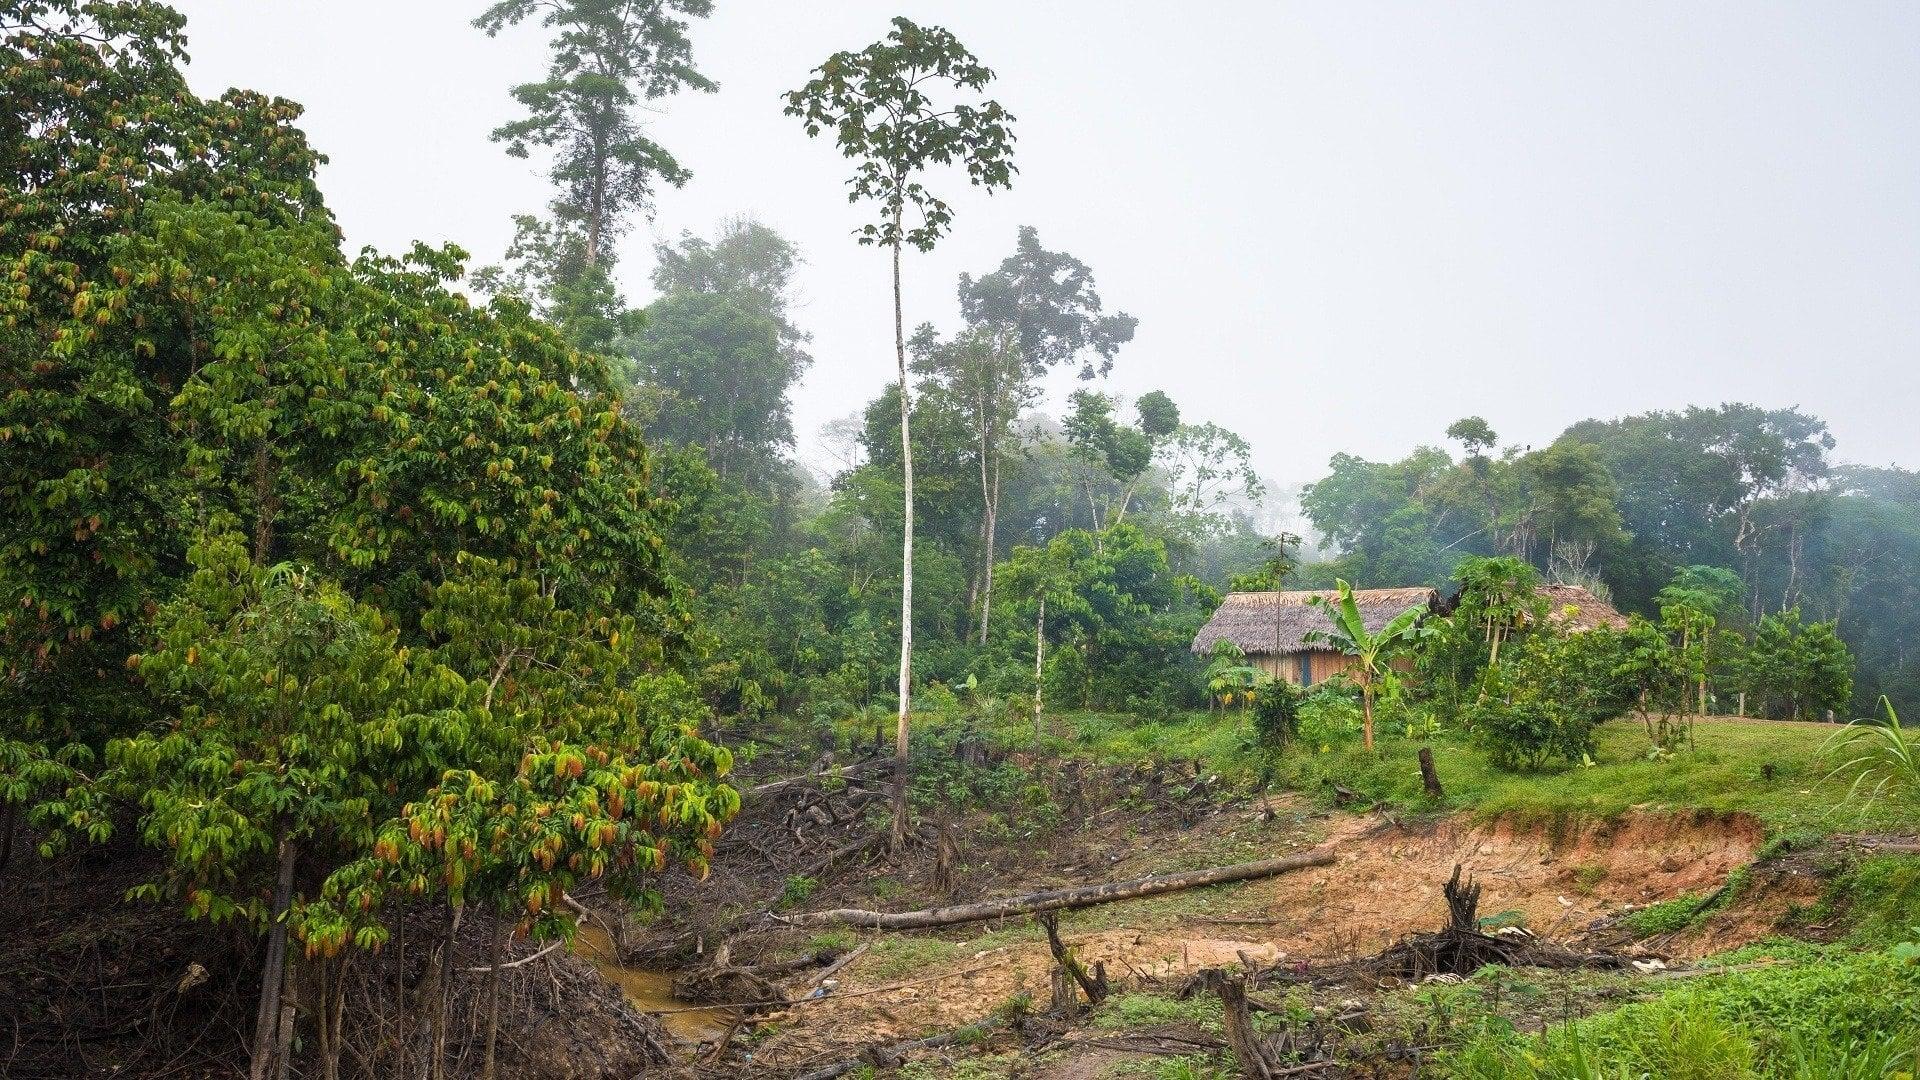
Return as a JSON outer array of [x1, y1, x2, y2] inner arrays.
[[643, 804, 1768, 1069]]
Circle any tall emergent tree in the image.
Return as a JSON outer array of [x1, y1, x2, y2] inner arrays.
[[785, 17, 1017, 848], [474, 0, 716, 346]]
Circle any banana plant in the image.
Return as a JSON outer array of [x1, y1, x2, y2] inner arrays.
[[1307, 580, 1429, 751]]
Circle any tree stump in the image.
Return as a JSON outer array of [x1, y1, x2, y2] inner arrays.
[[1038, 912, 1108, 1007], [1418, 746, 1444, 800], [1190, 969, 1281, 1078]]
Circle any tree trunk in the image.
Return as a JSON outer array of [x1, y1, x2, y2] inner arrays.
[[1360, 681, 1376, 752], [1038, 912, 1108, 1006], [428, 905, 459, 1080], [482, 913, 507, 1080], [252, 439, 276, 564], [977, 463, 999, 646], [1699, 626, 1710, 715], [391, 914, 409, 1076], [273, 962, 297, 1080], [248, 833, 299, 1080], [785, 848, 1335, 930], [1033, 595, 1046, 743], [1195, 970, 1280, 1078], [0, 799, 16, 878], [890, 222, 914, 854], [322, 954, 347, 1080]]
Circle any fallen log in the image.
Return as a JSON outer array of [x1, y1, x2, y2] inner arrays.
[[782, 847, 1337, 930]]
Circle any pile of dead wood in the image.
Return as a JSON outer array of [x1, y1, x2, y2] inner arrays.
[[1255, 864, 1631, 991]]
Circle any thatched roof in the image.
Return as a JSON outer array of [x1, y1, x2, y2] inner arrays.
[[1191, 588, 1438, 656], [1191, 583, 1629, 657], [1533, 585, 1629, 631]]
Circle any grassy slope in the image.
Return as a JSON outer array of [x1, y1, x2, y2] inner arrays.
[[1060, 711, 1920, 838], [1050, 710, 1920, 1078]]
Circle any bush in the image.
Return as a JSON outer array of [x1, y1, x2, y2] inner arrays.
[[1470, 628, 1630, 770], [1297, 688, 1364, 748], [1250, 677, 1305, 754]]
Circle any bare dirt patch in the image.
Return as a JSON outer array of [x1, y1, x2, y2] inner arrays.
[[741, 807, 1767, 1068]]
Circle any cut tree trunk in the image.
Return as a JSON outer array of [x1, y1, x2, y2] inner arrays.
[[785, 848, 1335, 930], [1193, 969, 1281, 1078], [1418, 746, 1443, 800], [1039, 912, 1108, 1006]]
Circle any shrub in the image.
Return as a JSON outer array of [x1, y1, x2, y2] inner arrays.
[[1296, 688, 1364, 748], [1470, 628, 1629, 770], [1250, 677, 1305, 754]]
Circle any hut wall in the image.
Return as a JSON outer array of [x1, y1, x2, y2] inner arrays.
[[1252, 651, 1356, 687]]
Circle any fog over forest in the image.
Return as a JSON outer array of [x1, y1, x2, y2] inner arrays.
[[165, 1, 1920, 485]]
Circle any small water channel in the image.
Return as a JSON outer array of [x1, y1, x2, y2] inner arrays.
[[572, 924, 735, 1044]]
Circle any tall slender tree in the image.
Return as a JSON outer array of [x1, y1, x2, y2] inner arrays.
[[786, 18, 1016, 848]]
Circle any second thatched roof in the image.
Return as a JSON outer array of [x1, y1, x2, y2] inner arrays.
[[1191, 582, 1630, 657], [1533, 585, 1630, 632], [1190, 587, 1438, 657]]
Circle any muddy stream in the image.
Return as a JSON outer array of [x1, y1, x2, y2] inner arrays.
[[573, 924, 735, 1044]]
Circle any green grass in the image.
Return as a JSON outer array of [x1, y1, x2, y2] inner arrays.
[[861, 936, 967, 980], [1621, 893, 1707, 937], [1058, 712, 1920, 838], [1796, 854, 1920, 945], [1444, 943, 1920, 1078], [1094, 991, 1222, 1032]]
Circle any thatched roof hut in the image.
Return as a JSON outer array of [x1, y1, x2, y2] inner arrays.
[[1190, 583, 1627, 688], [1191, 588, 1439, 658]]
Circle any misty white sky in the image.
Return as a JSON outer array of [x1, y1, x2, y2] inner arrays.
[[168, 1, 1920, 486]]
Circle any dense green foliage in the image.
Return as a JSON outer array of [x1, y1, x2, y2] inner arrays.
[[0, 5, 735, 1073], [1299, 408, 1911, 718]]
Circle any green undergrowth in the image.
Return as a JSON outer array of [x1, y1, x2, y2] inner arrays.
[[1442, 942, 1920, 1078], [1793, 854, 1920, 945]]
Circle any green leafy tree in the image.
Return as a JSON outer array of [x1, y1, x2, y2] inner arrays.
[[630, 218, 813, 488], [1471, 626, 1630, 769], [1614, 615, 1694, 751], [85, 537, 470, 1079], [1305, 579, 1428, 751], [1657, 565, 1744, 715], [786, 18, 1016, 848], [2, 11, 727, 1077], [1446, 416, 1499, 459], [475, 0, 716, 270], [1735, 608, 1853, 721], [1065, 389, 1181, 526]]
